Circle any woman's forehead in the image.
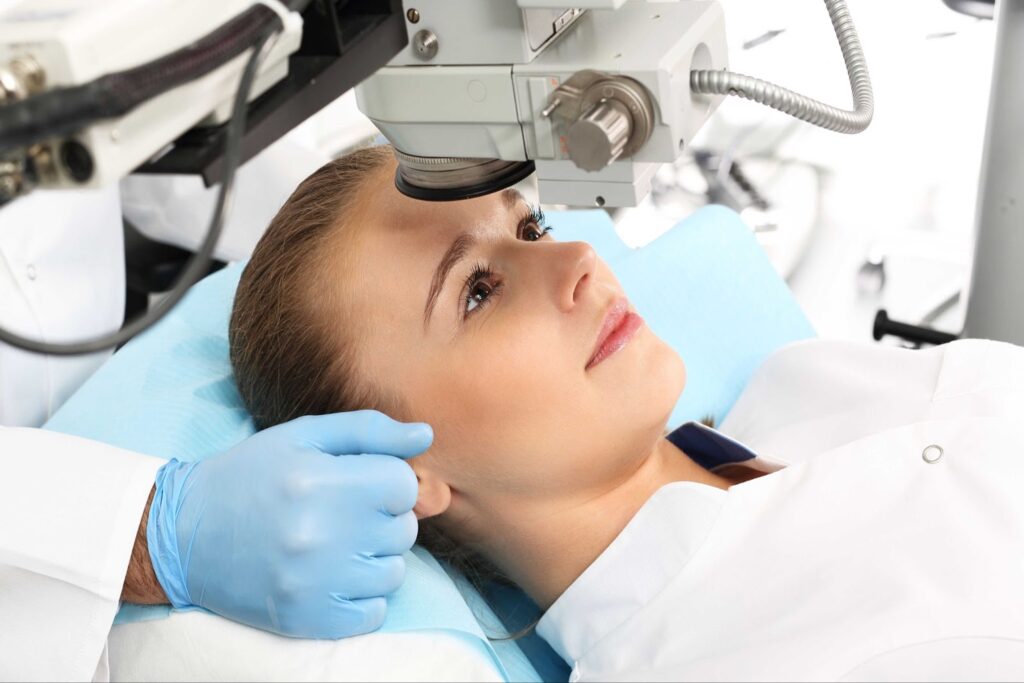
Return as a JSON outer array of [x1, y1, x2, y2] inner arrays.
[[360, 178, 522, 262], [383, 182, 513, 235], [335, 175, 521, 318]]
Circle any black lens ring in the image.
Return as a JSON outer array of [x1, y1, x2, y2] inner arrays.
[[394, 160, 536, 202]]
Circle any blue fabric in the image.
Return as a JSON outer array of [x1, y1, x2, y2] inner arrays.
[[45, 204, 814, 682]]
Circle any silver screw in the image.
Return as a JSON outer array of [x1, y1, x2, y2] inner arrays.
[[12, 57, 44, 93], [406, 8, 420, 23], [0, 173, 19, 201], [0, 68, 25, 103], [0, 56, 45, 103], [28, 144, 58, 184]]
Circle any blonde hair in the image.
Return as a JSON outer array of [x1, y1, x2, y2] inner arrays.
[[230, 144, 399, 428]]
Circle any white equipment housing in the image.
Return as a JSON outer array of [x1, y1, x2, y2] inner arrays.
[[356, 1, 727, 206], [0, 0, 302, 191]]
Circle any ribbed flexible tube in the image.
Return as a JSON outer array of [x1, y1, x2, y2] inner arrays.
[[691, 0, 874, 134]]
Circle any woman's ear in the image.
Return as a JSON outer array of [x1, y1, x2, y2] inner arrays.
[[410, 463, 452, 520]]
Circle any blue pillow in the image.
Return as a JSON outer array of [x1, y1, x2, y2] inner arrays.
[[552, 205, 816, 428], [45, 205, 814, 681]]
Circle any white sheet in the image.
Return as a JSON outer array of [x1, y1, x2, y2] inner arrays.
[[107, 610, 505, 682]]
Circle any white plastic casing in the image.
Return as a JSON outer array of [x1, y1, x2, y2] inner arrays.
[[0, 0, 302, 189], [389, 1, 584, 66], [356, 1, 727, 207]]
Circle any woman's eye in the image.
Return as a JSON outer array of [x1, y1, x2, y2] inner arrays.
[[465, 280, 494, 314], [461, 265, 500, 319], [522, 224, 551, 242]]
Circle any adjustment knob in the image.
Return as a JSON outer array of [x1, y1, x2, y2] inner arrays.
[[566, 99, 632, 172]]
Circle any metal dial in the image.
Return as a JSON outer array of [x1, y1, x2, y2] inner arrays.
[[566, 99, 632, 172]]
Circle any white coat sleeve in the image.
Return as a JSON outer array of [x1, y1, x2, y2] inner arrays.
[[0, 427, 165, 681]]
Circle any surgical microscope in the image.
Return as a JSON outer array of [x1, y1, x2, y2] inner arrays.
[[0, 0, 873, 356]]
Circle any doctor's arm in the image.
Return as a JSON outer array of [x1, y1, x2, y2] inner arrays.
[[121, 488, 168, 605], [0, 427, 165, 680], [1, 412, 431, 680]]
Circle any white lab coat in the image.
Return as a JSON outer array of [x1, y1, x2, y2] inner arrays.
[[0, 188, 125, 427], [538, 337, 1024, 682], [0, 185, 161, 681], [0, 176, 167, 683], [0, 428, 165, 681]]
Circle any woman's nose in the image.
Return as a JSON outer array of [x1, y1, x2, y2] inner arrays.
[[554, 241, 598, 312]]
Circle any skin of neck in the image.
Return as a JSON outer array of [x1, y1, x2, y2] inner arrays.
[[456, 438, 735, 609]]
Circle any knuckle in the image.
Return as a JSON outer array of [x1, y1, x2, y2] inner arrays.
[[397, 467, 419, 505], [275, 414, 312, 442], [280, 518, 318, 555], [350, 409, 378, 429], [375, 454, 416, 484], [283, 470, 317, 501], [378, 512, 417, 550], [292, 414, 317, 430], [272, 570, 303, 604], [383, 556, 406, 591], [360, 411, 393, 441], [400, 512, 419, 548], [358, 597, 387, 632]]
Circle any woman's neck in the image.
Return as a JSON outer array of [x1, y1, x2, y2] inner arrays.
[[475, 438, 734, 609]]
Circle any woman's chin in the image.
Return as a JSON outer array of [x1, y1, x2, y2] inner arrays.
[[644, 334, 687, 408], [609, 334, 686, 434], [651, 350, 684, 423]]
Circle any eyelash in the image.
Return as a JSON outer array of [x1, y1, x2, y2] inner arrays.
[[521, 207, 550, 240], [461, 207, 552, 319]]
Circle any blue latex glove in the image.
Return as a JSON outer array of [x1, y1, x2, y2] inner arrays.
[[146, 411, 432, 638]]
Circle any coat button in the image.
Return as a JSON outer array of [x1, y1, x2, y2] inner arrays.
[[922, 444, 944, 463], [26, 263, 36, 281]]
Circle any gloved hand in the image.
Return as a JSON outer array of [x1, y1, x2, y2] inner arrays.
[[146, 411, 432, 638]]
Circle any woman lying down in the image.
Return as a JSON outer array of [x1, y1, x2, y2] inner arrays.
[[229, 144, 1024, 681]]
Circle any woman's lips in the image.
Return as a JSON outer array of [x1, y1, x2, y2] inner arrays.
[[586, 298, 644, 370]]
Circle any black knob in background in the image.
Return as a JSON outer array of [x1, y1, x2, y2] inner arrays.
[[873, 309, 960, 347]]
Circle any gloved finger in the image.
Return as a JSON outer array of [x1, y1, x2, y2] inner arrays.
[[366, 511, 419, 556], [313, 454, 416, 513], [281, 411, 433, 459], [363, 455, 419, 515], [318, 596, 388, 639], [280, 593, 387, 638], [334, 554, 407, 600]]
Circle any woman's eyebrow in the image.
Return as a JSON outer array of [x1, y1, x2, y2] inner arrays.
[[423, 232, 475, 326], [422, 190, 530, 327]]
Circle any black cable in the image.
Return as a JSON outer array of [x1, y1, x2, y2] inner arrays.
[[0, 25, 282, 355], [0, 4, 280, 153]]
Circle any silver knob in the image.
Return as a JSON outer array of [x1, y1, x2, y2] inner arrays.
[[566, 99, 632, 172], [0, 56, 44, 103], [412, 30, 439, 61]]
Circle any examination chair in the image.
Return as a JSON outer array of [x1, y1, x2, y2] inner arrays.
[[46, 204, 814, 682]]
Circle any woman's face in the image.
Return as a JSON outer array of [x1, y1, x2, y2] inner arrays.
[[333, 162, 685, 514]]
